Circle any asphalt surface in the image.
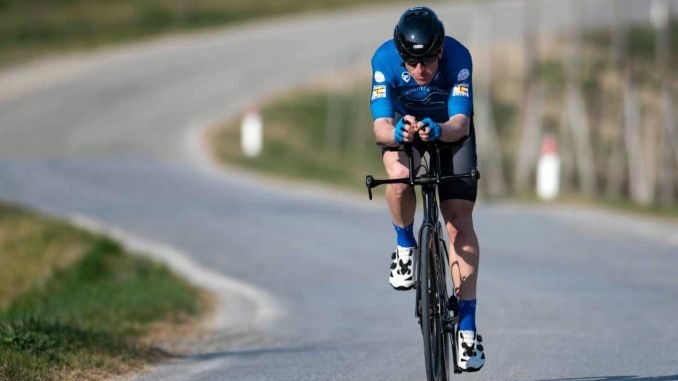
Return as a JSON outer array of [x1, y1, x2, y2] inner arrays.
[[1, 1, 677, 380]]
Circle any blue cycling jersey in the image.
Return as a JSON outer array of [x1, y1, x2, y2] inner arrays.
[[370, 36, 473, 123]]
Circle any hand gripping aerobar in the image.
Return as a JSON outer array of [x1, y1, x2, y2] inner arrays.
[[420, 117, 441, 141], [395, 118, 441, 144], [394, 117, 410, 143]]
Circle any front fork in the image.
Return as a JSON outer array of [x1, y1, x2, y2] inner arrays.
[[415, 186, 437, 323], [415, 187, 457, 332]]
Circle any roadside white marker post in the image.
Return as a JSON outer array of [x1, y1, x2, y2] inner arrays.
[[241, 106, 263, 157], [536, 134, 560, 200], [650, 0, 669, 30]]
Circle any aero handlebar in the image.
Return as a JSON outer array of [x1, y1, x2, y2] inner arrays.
[[365, 138, 479, 200]]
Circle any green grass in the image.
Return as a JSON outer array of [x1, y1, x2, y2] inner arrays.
[[212, 83, 386, 191], [581, 20, 677, 90], [0, 204, 93, 307], [0, 0, 443, 67], [0, 203, 206, 381], [210, 71, 678, 218], [584, 21, 678, 63]]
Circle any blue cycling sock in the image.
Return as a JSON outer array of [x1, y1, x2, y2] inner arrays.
[[458, 299, 477, 332], [393, 222, 416, 248]]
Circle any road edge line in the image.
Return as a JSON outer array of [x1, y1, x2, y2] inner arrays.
[[67, 213, 285, 333]]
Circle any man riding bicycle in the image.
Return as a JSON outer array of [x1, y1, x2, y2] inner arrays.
[[370, 6, 484, 371]]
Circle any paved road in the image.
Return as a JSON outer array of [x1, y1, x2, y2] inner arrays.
[[1, 1, 677, 380]]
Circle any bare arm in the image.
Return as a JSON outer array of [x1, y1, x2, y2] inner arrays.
[[418, 114, 470, 143], [373, 117, 396, 145], [439, 114, 470, 142]]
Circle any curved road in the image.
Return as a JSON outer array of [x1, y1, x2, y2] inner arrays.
[[1, 1, 677, 380]]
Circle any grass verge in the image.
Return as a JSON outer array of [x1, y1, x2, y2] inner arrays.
[[0, 0, 443, 67], [0, 202, 209, 381], [209, 81, 385, 192], [207, 75, 678, 220]]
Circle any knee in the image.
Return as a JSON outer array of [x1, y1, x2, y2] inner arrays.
[[387, 164, 409, 180], [445, 210, 474, 239], [388, 183, 412, 199], [386, 166, 412, 198]]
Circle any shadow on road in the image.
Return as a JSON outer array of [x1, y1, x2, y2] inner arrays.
[[532, 376, 678, 381]]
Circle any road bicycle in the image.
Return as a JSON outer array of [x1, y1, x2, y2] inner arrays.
[[365, 140, 479, 381]]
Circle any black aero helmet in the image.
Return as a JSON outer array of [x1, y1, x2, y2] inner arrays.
[[394, 7, 445, 59]]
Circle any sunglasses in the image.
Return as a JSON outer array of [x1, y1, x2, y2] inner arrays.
[[403, 54, 439, 67]]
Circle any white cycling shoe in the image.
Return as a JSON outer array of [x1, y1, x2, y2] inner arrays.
[[456, 330, 485, 372], [389, 246, 414, 290]]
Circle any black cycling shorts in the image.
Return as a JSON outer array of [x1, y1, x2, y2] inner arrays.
[[382, 118, 479, 203], [437, 131, 478, 202]]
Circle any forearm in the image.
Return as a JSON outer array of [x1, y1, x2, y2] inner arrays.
[[374, 117, 397, 145], [439, 114, 470, 143]]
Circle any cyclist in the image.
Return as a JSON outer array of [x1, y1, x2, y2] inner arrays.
[[370, 6, 484, 371]]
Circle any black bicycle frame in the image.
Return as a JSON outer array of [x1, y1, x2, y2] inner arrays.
[[366, 141, 478, 378]]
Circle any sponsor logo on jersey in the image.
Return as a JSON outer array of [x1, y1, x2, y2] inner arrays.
[[374, 71, 385, 83], [402, 86, 425, 96], [398, 85, 448, 111], [371, 85, 386, 100], [452, 84, 469, 97], [457, 68, 470, 81], [401, 72, 411, 83], [400, 91, 448, 110]]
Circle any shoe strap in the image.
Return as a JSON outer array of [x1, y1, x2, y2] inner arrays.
[[396, 246, 414, 256], [459, 330, 476, 342]]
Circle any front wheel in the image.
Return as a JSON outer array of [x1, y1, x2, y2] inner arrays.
[[418, 225, 449, 381]]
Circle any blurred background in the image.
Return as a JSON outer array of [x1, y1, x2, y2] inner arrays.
[[0, 1, 677, 380], [0, 0, 675, 211], [213, 0, 678, 214]]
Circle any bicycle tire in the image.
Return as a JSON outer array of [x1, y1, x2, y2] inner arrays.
[[419, 225, 448, 381], [440, 239, 459, 375], [436, 234, 452, 378]]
